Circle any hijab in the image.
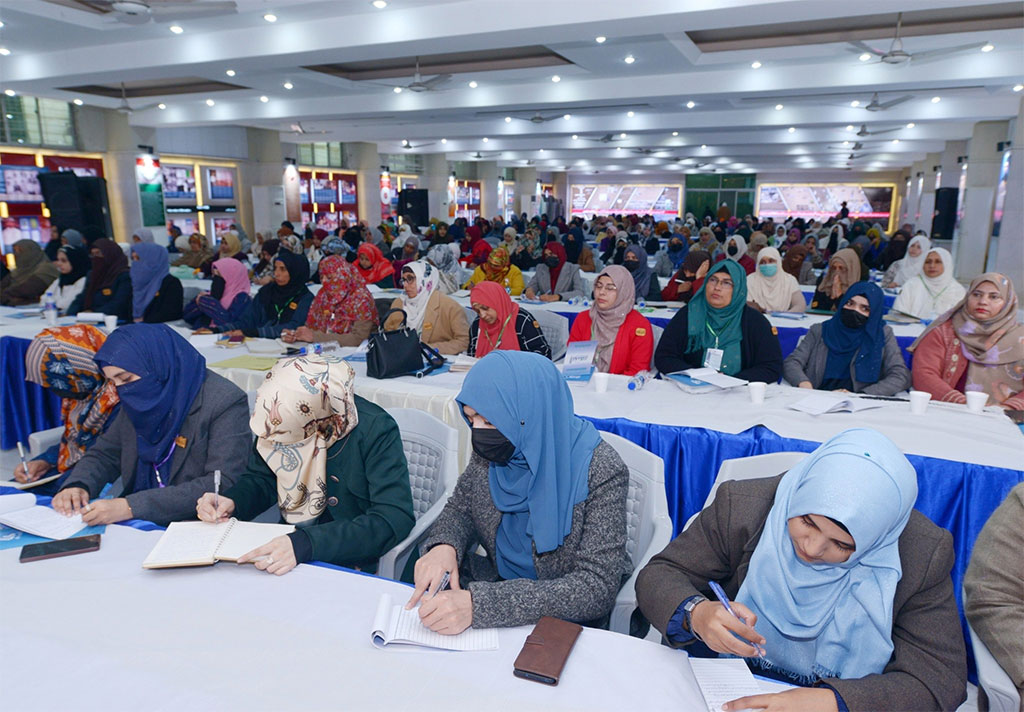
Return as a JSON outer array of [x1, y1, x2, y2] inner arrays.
[[519, 230, 543, 259], [255, 250, 311, 323], [747, 247, 799, 313], [563, 227, 584, 263], [212, 257, 250, 311], [58, 245, 91, 287], [61, 229, 84, 248], [219, 231, 242, 258], [9, 239, 58, 292], [355, 243, 395, 285], [892, 247, 965, 319], [456, 351, 602, 579], [427, 244, 458, 276], [470, 240, 492, 265], [320, 236, 348, 257], [736, 428, 918, 682], [823, 248, 861, 301], [130, 242, 170, 320], [544, 241, 566, 292], [24, 325, 120, 473], [400, 260, 438, 332], [624, 244, 654, 303], [481, 246, 512, 282], [252, 355, 359, 524], [590, 265, 635, 372], [94, 324, 206, 493], [685, 259, 747, 375], [307, 255, 378, 334], [890, 236, 931, 285], [747, 232, 768, 259], [83, 238, 129, 310], [471, 281, 520, 358], [822, 283, 885, 385], [782, 245, 808, 279], [177, 234, 213, 269], [666, 236, 688, 270], [133, 228, 155, 243], [726, 234, 747, 262]]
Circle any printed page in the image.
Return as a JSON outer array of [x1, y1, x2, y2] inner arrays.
[[689, 658, 763, 712], [141, 520, 227, 568], [0, 492, 36, 515], [0, 505, 86, 540], [683, 368, 748, 389], [216, 521, 296, 562]]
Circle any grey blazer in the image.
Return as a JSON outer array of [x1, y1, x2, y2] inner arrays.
[[783, 322, 912, 396], [526, 263, 586, 300], [635, 476, 967, 712], [60, 371, 251, 526], [420, 441, 631, 629]]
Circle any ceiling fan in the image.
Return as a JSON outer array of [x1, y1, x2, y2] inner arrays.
[[62, 0, 237, 25], [511, 112, 563, 124], [466, 151, 502, 159], [375, 58, 452, 93], [632, 148, 663, 155], [850, 123, 901, 137], [863, 92, 913, 112], [583, 133, 628, 144], [848, 12, 989, 65], [401, 140, 436, 149], [288, 122, 329, 135], [827, 141, 865, 150], [114, 82, 163, 114]]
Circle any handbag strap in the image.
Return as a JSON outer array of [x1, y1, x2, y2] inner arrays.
[[378, 308, 409, 332]]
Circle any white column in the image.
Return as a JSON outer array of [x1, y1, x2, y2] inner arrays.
[[345, 142, 382, 225], [917, 151, 942, 237], [241, 127, 283, 238], [991, 98, 1023, 296], [956, 121, 1010, 281], [103, 110, 151, 242], [475, 161, 498, 220], [551, 171, 567, 218], [514, 167, 538, 217], [421, 153, 450, 222]]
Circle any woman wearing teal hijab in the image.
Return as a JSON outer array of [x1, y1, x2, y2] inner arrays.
[[635, 428, 967, 712], [654, 259, 783, 382], [406, 351, 631, 635]]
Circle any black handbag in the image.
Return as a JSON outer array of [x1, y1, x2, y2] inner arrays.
[[366, 309, 446, 379]]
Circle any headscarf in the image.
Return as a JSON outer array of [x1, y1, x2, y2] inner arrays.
[[681, 250, 710, 277], [748, 232, 769, 258], [399, 260, 438, 332], [307, 256, 378, 334], [355, 243, 395, 285], [697, 227, 716, 251], [685, 259, 747, 375], [823, 248, 861, 301], [255, 250, 311, 324], [281, 233, 304, 255], [320, 236, 348, 257], [500, 227, 518, 254], [736, 428, 918, 682], [889, 235, 931, 285], [130, 242, 170, 320], [747, 247, 799, 313], [132, 228, 155, 243], [83, 238, 129, 310], [342, 226, 363, 252], [252, 237, 280, 275], [456, 351, 602, 579], [426, 244, 458, 276], [563, 227, 585, 263], [218, 231, 242, 258], [212, 257, 250, 311], [725, 234, 748, 263], [251, 355, 359, 524], [665, 235, 688, 270], [624, 244, 654, 303], [94, 324, 206, 493], [58, 245, 91, 287], [471, 282, 520, 358], [481, 246, 511, 282], [8, 239, 58, 293], [24, 325, 120, 473], [61, 229, 84, 248], [822, 283, 885, 385], [892, 248, 965, 319], [544, 241, 567, 292], [590, 265, 635, 372], [519, 230, 543, 259], [470, 240, 492, 265], [782, 245, 808, 279], [175, 234, 213, 269]]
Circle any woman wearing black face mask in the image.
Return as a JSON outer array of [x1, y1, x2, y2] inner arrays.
[[523, 241, 585, 302], [602, 237, 629, 266], [622, 244, 662, 303], [406, 351, 630, 635], [783, 282, 910, 395]]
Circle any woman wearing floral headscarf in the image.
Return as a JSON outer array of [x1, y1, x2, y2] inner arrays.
[[283, 256, 378, 347], [385, 260, 469, 355], [463, 246, 525, 296]]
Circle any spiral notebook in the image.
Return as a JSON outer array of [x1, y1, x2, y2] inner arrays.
[[142, 519, 295, 569], [371, 593, 498, 651]]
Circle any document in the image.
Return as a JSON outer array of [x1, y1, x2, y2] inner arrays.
[[789, 393, 885, 415], [667, 368, 748, 393], [0, 472, 64, 491], [689, 658, 763, 712], [142, 519, 295, 568], [210, 355, 281, 371], [245, 338, 285, 355], [0, 493, 89, 540], [371, 593, 498, 651]]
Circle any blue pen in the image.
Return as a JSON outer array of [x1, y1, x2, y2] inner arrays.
[[708, 580, 765, 657]]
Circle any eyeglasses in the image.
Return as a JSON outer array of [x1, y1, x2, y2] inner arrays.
[[401, 275, 417, 284], [706, 276, 734, 289], [594, 282, 618, 293]]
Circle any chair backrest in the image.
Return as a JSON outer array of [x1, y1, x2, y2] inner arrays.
[[245, 389, 259, 414], [385, 407, 460, 519], [463, 306, 478, 330], [374, 298, 395, 325], [598, 430, 670, 568], [964, 587, 1022, 712], [649, 324, 664, 371], [531, 309, 570, 361]]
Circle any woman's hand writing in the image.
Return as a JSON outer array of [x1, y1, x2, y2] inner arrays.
[[406, 544, 459, 609], [689, 600, 766, 658]]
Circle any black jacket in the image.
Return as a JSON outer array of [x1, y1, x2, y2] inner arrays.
[[67, 271, 132, 322], [142, 274, 184, 323]]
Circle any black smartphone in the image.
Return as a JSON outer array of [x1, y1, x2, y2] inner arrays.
[[19, 534, 101, 563]]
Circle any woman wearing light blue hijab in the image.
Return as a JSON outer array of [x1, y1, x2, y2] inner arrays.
[[407, 351, 631, 635], [130, 242, 182, 323], [636, 428, 967, 712]]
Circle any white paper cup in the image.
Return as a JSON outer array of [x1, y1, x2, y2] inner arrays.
[[748, 381, 767, 404], [965, 391, 988, 413], [908, 390, 931, 415], [103, 315, 118, 331], [592, 372, 610, 393]]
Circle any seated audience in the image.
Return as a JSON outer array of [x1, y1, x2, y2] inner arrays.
[[390, 236, 422, 280], [251, 237, 281, 285], [463, 246, 525, 296], [408, 351, 630, 632], [53, 324, 250, 526], [602, 236, 628, 266], [171, 233, 213, 270], [635, 428, 967, 712], [196, 355, 414, 575], [784, 283, 910, 396], [746, 247, 806, 314], [46, 244, 90, 312], [510, 228, 542, 271], [468, 282, 550, 359], [654, 234, 688, 278], [67, 238, 132, 322], [892, 247, 965, 320], [183, 258, 252, 330], [909, 272, 1023, 409], [715, 234, 755, 275], [282, 255, 378, 347], [881, 235, 929, 288], [623, 245, 661, 303], [426, 244, 461, 295], [810, 248, 862, 313], [1, 239, 59, 306], [746, 232, 769, 263], [661, 250, 710, 302], [130, 243, 183, 323], [199, 230, 247, 278], [524, 242, 585, 302], [782, 244, 816, 285], [355, 243, 396, 289], [385, 261, 470, 355], [568, 266, 654, 376], [655, 260, 783, 382], [216, 250, 313, 338], [564, 226, 596, 273]]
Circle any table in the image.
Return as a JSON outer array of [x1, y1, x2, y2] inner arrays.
[[1, 524, 714, 712], [0, 307, 68, 449]]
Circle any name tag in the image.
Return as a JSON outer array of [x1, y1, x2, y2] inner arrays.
[[288, 302, 297, 310], [703, 348, 724, 371], [175, 435, 188, 448], [424, 322, 433, 330], [635, 328, 647, 337], [102, 289, 112, 296]]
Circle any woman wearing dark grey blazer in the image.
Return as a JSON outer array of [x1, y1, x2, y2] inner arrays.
[[523, 241, 586, 302], [635, 429, 967, 712], [406, 351, 630, 634]]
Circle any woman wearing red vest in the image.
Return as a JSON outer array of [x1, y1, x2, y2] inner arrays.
[[567, 265, 654, 376]]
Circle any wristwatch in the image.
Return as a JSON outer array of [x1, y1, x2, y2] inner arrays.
[[683, 594, 708, 639]]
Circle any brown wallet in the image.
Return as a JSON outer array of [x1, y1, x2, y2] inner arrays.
[[512, 616, 583, 686]]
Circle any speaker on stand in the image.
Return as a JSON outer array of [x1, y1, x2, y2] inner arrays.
[[930, 187, 958, 242], [398, 189, 429, 227]]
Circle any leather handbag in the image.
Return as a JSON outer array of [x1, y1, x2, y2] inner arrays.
[[512, 616, 583, 686], [366, 309, 446, 379]]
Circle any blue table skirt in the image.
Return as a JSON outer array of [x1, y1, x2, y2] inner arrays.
[[1, 336, 62, 451]]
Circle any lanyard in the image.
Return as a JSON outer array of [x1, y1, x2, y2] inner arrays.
[[483, 313, 513, 349], [153, 439, 177, 488], [705, 322, 721, 349]]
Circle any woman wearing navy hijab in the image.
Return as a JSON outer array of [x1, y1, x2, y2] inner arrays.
[[52, 324, 251, 527], [406, 351, 631, 634]]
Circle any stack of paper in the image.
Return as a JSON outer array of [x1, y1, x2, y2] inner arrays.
[[789, 393, 885, 415], [689, 658, 763, 712], [449, 355, 479, 373]]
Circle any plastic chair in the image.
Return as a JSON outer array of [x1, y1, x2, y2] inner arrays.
[[377, 408, 460, 580], [28, 426, 63, 458], [964, 587, 1021, 712], [531, 309, 569, 361], [649, 324, 664, 372], [683, 451, 808, 531], [598, 430, 673, 636]]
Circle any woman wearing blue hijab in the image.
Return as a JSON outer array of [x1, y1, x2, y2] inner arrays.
[[52, 324, 251, 527], [636, 428, 967, 712], [784, 282, 910, 395], [130, 242, 183, 323], [407, 351, 631, 634]]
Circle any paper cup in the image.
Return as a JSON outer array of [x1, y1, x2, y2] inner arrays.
[[103, 315, 118, 331], [748, 382, 767, 405], [908, 390, 931, 415], [592, 372, 610, 393], [965, 391, 988, 413]]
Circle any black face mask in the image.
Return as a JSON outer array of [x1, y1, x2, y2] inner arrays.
[[727, 244, 739, 256], [471, 427, 515, 465], [210, 275, 226, 299], [840, 308, 869, 330], [668, 243, 683, 253], [623, 260, 639, 272], [545, 255, 560, 269]]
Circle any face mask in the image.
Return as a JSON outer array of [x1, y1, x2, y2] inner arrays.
[[758, 263, 778, 277], [471, 427, 515, 465], [727, 244, 738, 256], [545, 255, 560, 269], [210, 275, 226, 299], [840, 308, 869, 330], [623, 260, 639, 272], [668, 243, 683, 253]]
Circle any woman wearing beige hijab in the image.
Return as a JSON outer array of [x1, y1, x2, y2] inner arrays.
[[747, 247, 805, 313], [810, 248, 861, 312]]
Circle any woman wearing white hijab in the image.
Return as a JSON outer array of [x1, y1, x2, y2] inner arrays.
[[882, 235, 931, 288], [746, 247, 806, 313], [383, 260, 470, 354], [892, 247, 965, 320]]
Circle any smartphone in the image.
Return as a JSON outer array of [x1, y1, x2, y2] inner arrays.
[[19, 534, 101, 563]]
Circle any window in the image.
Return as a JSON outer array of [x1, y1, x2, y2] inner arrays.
[[1, 96, 76, 148], [684, 173, 757, 218], [296, 141, 347, 167]]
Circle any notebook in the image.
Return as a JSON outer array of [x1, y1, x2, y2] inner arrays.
[[789, 393, 885, 415], [667, 368, 748, 393], [689, 658, 763, 712], [0, 492, 89, 540], [371, 593, 499, 651], [0, 472, 64, 491], [142, 519, 295, 569], [449, 354, 479, 372]]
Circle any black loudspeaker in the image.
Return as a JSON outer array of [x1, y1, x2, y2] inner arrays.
[[398, 189, 429, 226], [931, 187, 958, 241], [76, 176, 113, 237], [38, 172, 113, 237]]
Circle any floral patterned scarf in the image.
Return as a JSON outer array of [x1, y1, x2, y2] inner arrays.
[[306, 256, 379, 334]]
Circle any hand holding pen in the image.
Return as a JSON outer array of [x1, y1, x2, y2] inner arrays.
[[688, 581, 767, 659]]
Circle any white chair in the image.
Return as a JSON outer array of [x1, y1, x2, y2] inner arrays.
[[28, 426, 63, 458], [463, 306, 478, 329], [598, 430, 673, 637], [964, 587, 1021, 712], [683, 451, 808, 531], [649, 324, 664, 372], [377, 408, 460, 580], [531, 309, 569, 361]]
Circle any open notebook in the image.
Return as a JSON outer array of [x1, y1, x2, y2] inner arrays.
[[689, 658, 763, 712], [789, 393, 885, 415], [142, 519, 295, 569], [371, 593, 498, 651], [0, 492, 87, 540], [1, 472, 63, 491]]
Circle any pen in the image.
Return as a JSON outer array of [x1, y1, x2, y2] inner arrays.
[[431, 570, 451, 599], [708, 580, 765, 657], [213, 469, 221, 517], [16, 441, 29, 478]]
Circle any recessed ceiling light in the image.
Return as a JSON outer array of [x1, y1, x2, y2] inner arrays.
[[205, 98, 215, 106], [685, 100, 695, 109], [619, 132, 627, 138], [595, 36, 606, 43], [158, 103, 166, 110], [846, 124, 855, 131], [440, 138, 447, 144], [751, 61, 762, 69], [0, 21, 5, 28], [571, 134, 578, 140], [981, 43, 994, 52], [623, 54, 635, 64], [225, 69, 236, 77], [539, 148, 545, 153], [169, 25, 183, 33], [842, 140, 850, 146], [468, 81, 478, 88], [4, 89, 15, 97], [1014, 84, 1024, 92], [372, 0, 388, 7], [563, 114, 571, 120], [482, 137, 488, 142], [671, 131, 679, 136], [616, 146, 622, 151], [931, 96, 941, 103], [283, 82, 293, 89], [859, 53, 872, 62], [402, 139, 409, 146], [73, 98, 84, 106], [263, 13, 277, 22], [551, 75, 561, 83], [259, 95, 269, 103], [891, 138, 900, 144], [700, 144, 707, 149], [788, 126, 796, 133], [906, 122, 915, 128], [626, 110, 634, 117], [850, 100, 860, 107], [392, 86, 403, 94], [504, 116, 512, 123], [0, 48, 10, 56], [774, 103, 784, 110]]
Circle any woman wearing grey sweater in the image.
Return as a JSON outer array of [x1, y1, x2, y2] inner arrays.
[[407, 351, 631, 634]]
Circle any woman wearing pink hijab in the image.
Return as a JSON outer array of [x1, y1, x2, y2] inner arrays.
[[183, 257, 253, 330]]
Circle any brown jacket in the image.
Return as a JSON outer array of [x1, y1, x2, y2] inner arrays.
[[384, 291, 469, 355], [635, 475, 967, 712], [577, 245, 596, 273]]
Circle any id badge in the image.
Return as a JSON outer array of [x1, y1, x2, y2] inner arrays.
[[703, 348, 724, 371]]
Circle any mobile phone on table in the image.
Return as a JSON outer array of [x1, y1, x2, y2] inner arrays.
[[19, 534, 101, 563]]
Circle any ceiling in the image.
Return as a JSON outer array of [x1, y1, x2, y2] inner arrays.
[[2, 0, 1022, 174]]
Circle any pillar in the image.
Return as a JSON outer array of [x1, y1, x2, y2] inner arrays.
[[241, 127, 284, 238], [422, 153, 450, 222], [956, 121, 1010, 281], [103, 110, 152, 243], [346, 142, 382, 225], [551, 171, 567, 219], [917, 152, 942, 239], [475, 161, 498, 220], [991, 99, 1023, 295], [514, 167, 538, 218]]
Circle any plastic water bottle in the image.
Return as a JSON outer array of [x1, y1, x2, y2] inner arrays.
[[637, 298, 647, 309], [628, 370, 652, 391], [43, 291, 58, 325], [295, 342, 338, 356], [567, 296, 579, 306]]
